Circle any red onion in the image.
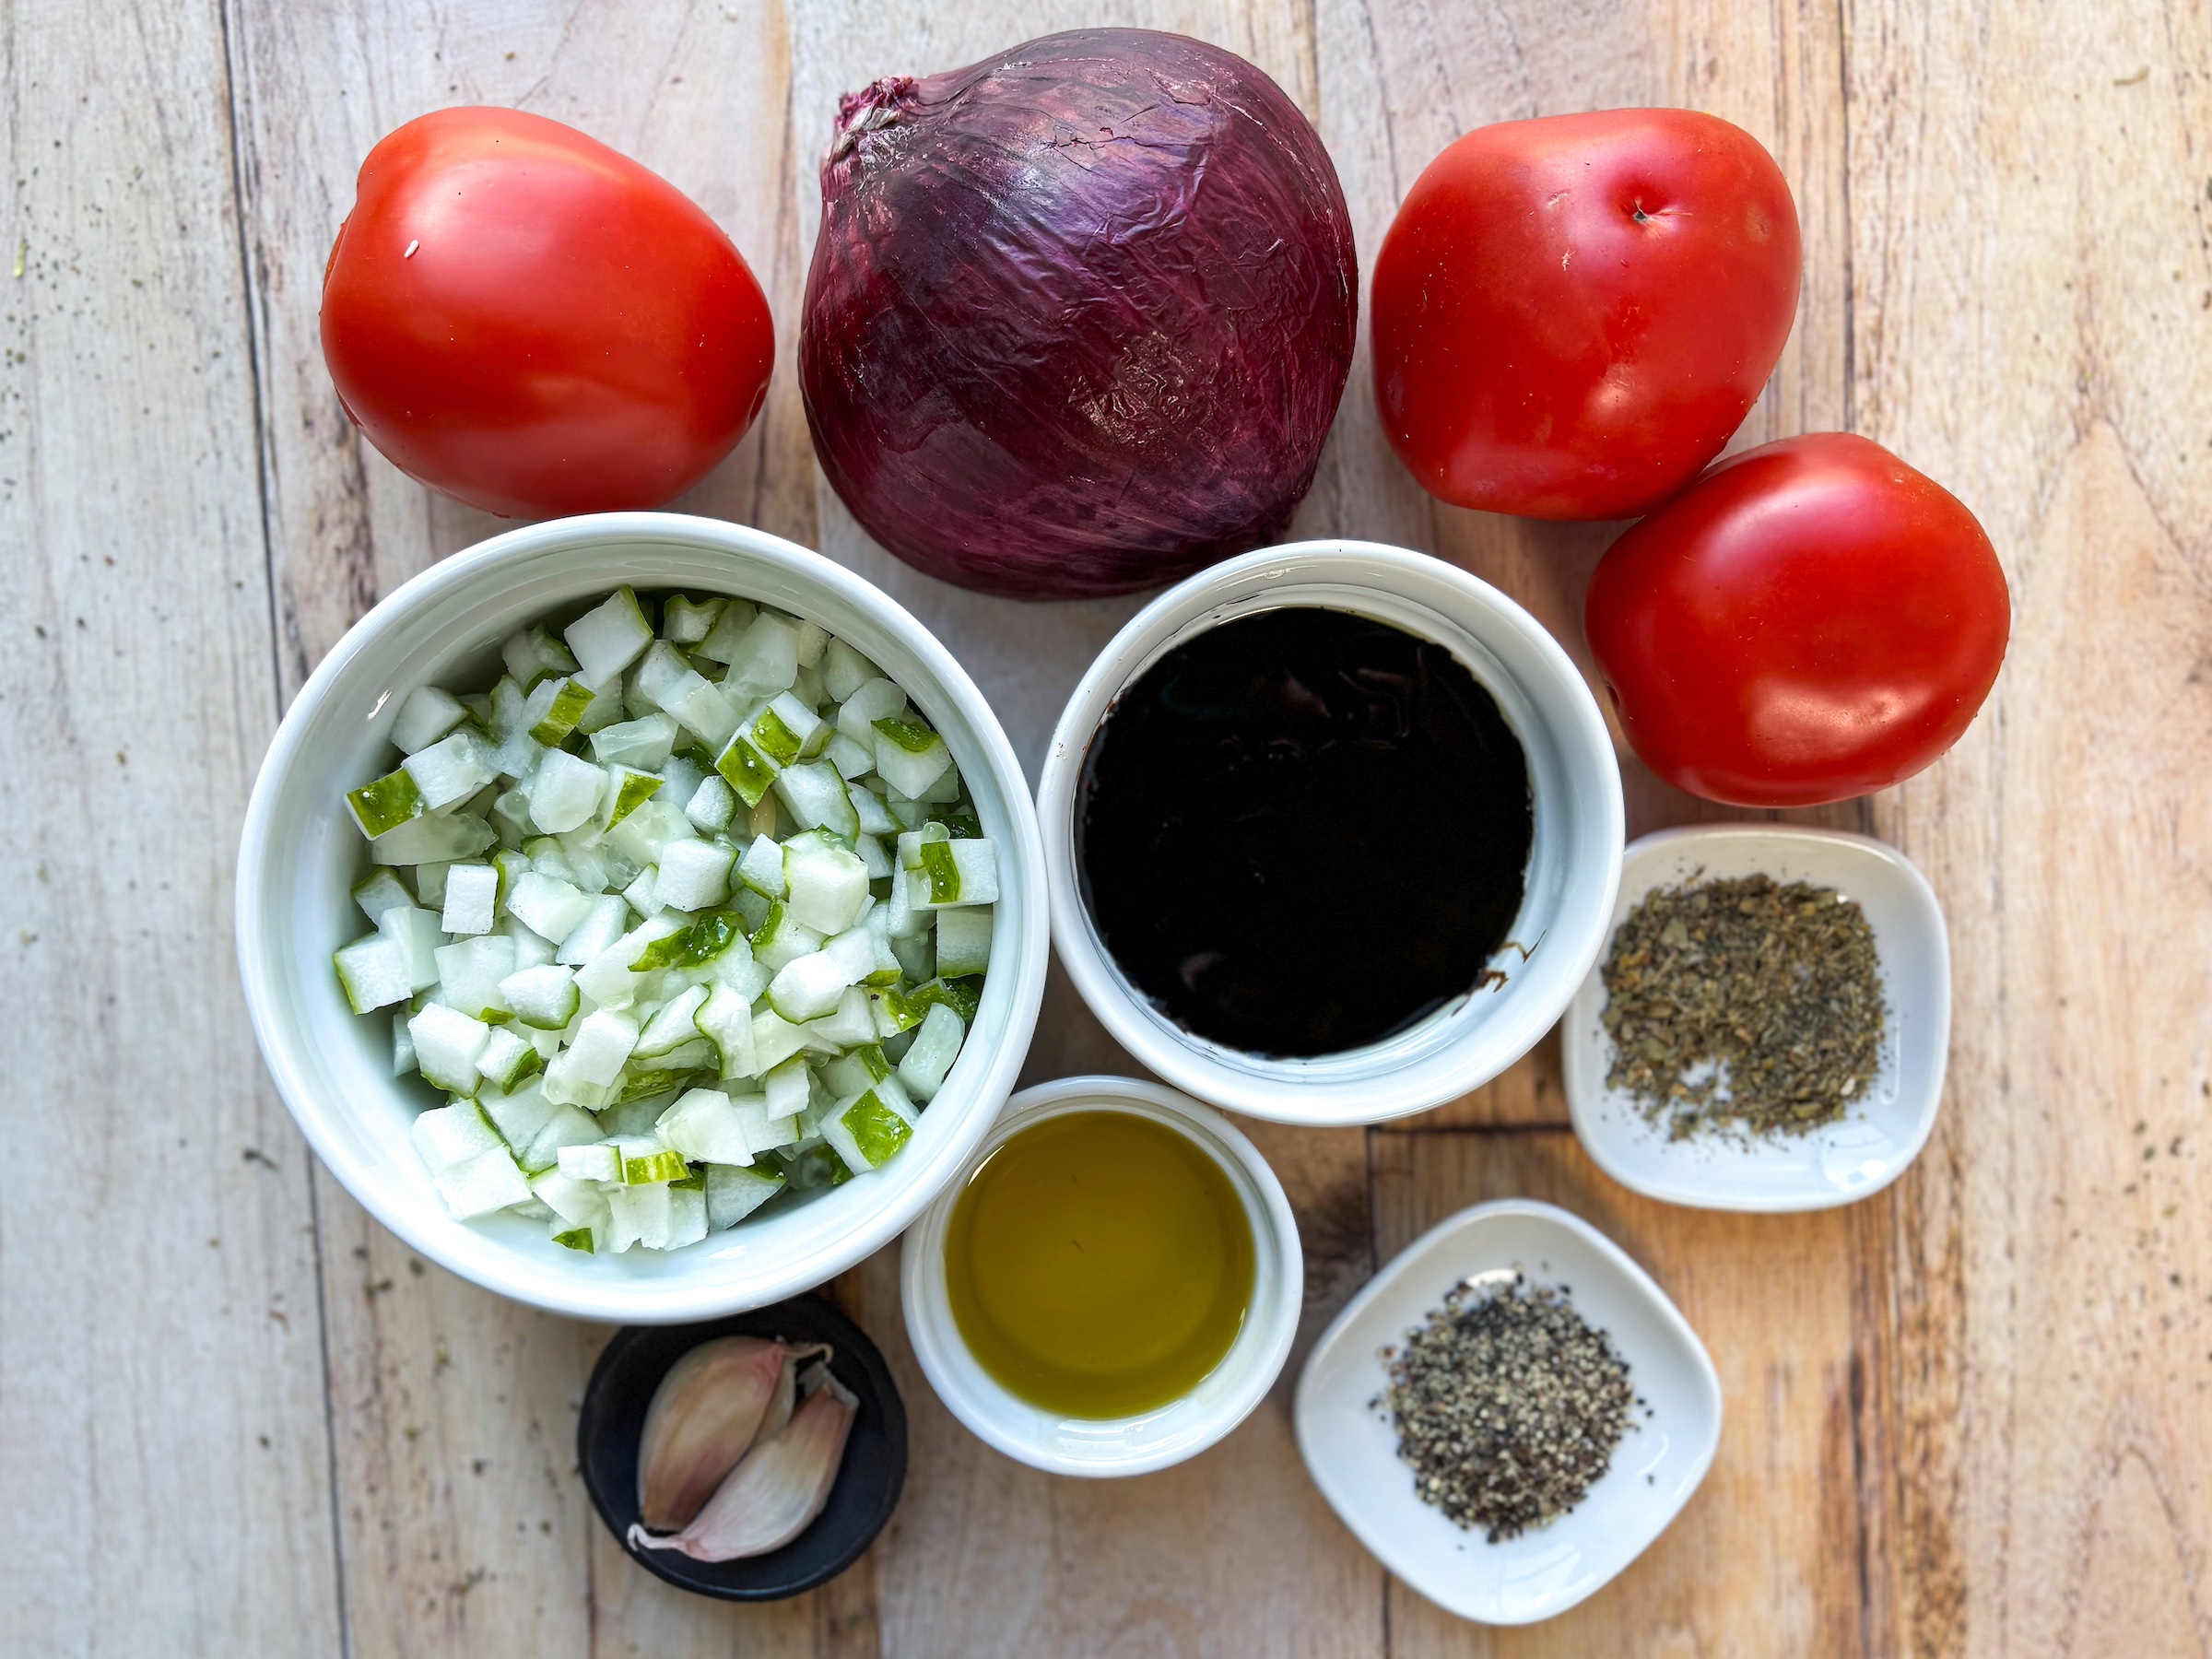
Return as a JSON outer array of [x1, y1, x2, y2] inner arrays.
[[800, 29, 1357, 599]]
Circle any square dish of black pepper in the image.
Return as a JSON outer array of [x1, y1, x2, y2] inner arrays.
[[1074, 606, 1534, 1057]]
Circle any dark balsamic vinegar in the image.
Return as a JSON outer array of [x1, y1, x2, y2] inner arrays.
[[1075, 606, 1535, 1058]]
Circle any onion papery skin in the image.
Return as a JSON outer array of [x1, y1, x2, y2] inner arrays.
[[800, 29, 1358, 600]]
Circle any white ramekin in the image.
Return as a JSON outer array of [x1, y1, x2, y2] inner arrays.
[[900, 1076, 1301, 1477], [236, 512, 1048, 1323], [1034, 541, 1624, 1126]]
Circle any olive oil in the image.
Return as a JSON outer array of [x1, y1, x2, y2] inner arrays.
[[945, 1111, 1255, 1418]]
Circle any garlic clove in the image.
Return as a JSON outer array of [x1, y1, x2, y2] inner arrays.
[[636, 1336, 828, 1531], [629, 1363, 859, 1562]]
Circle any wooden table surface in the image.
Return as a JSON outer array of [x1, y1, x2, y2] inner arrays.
[[9, 1, 2209, 1653]]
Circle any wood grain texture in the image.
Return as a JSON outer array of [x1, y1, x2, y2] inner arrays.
[[10, 0, 2207, 1652], [0, 2, 344, 1653], [1849, 6, 2212, 1653]]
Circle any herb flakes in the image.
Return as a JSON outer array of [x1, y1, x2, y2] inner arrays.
[[1600, 873, 1885, 1139], [1382, 1275, 1635, 1542]]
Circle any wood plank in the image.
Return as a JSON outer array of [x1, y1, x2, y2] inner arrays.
[[1370, 1128, 1890, 1655], [783, 7, 1386, 1654], [0, 2, 344, 1653], [1847, 6, 2212, 1652], [222, 5, 830, 1654]]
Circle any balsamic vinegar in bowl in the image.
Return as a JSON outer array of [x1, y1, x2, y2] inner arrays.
[[1075, 606, 1535, 1059]]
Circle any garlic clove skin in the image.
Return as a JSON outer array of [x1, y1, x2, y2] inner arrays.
[[629, 1365, 859, 1562], [636, 1336, 827, 1531]]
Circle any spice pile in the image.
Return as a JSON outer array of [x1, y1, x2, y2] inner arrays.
[[1600, 875, 1885, 1140], [1382, 1275, 1636, 1542]]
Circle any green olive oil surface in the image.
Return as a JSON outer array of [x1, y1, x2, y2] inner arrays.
[[945, 1111, 1256, 1418]]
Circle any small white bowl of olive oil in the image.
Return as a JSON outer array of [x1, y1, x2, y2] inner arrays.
[[900, 1075, 1302, 1477]]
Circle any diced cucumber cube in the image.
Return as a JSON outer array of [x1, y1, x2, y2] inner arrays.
[[392, 685, 468, 755], [584, 712, 675, 772], [529, 750, 606, 835], [636, 984, 710, 1057], [563, 1008, 641, 1088], [655, 838, 733, 912], [694, 597, 759, 664], [433, 1145, 532, 1218], [525, 677, 594, 747], [555, 893, 628, 965], [791, 618, 828, 669], [621, 865, 660, 919], [595, 768, 658, 837], [410, 1098, 502, 1174], [377, 905, 443, 992], [663, 594, 724, 645], [666, 678, 739, 750], [522, 1104, 600, 1171], [909, 838, 999, 909], [351, 868, 416, 925], [761, 1054, 811, 1122], [531, 1168, 613, 1235], [502, 914, 555, 972], [684, 774, 736, 833], [433, 934, 516, 1020], [822, 922, 890, 986], [820, 638, 879, 703], [850, 786, 899, 837], [897, 822, 950, 870], [658, 1088, 755, 1165], [724, 1091, 799, 1153], [506, 871, 592, 945], [402, 730, 496, 811], [409, 1005, 492, 1094], [736, 832, 787, 898], [854, 832, 893, 880], [440, 861, 499, 935], [806, 986, 878, 1048], [784, 838, 868, 933], [693, 982, 757, 1080], [706, 1162, 784, 1230], [867, 986, 922, 1037], [889, 927, 935, 984], [721, 613, 800, 696], [604, 1181, 665, 1253], [478, 1077, 558, 1149], [751, 902, 825, 972], [631, 640, 708, 714], [372, 810, 496, 866], [898, 1002, 966, 1101], [612, 1135, 688, 1187], [821, 1088, 916, 1175], [606, 797, 696, 869], [935, 905, 994, 977], [558, 1141, 622, 1183], [774, 760, 859, 841], [475, 1027, 540, 1092], [347, 767, 424, 839], [747, 693, 820, 767], [712, 732, 778, 807], [837, 678, 906, 746], [767, 949, 853, 1023], [564, 587, 653, 685], [749, 1008, 809, 1077], [572, 913, 684, 1008], [824, 731, 876, 781], [335, 933, 412, 1013]]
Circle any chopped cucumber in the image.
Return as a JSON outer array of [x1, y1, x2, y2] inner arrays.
[[338, 586, 992, 1253]]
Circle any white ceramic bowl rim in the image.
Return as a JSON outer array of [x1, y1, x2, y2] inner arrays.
[[236, 512, 1050, 1322], [900, 1075, 1302, 1477], [1036, 541, 1625, 1126]]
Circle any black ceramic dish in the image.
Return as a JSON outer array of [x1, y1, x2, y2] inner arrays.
[[578, 1293, 907, 1600]]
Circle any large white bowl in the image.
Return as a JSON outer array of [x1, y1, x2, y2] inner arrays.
[[1035, 542, 1624, 1125], [901, 1076, 1301, 1477], [236, 512, 1049, 1323]]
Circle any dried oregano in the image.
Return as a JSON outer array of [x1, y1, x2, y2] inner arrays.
[[1381, 1276, 1636, 1542], [1600, 874, 1885, 1139]]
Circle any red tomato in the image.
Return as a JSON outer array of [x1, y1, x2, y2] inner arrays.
[[1371, 109, 1800, 520], [321, 108, 773, 519], [1583, 433, 2010, 806]]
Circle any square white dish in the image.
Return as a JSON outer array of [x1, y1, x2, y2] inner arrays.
[[1561, 824, 1950, 1213], [1295, 1199, 1721, 1626]]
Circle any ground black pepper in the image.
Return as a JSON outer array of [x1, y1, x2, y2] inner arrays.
[[1076, 606, 1533, 1057], [1599, 874, 1886, 1139], [1381, 1274, 1635, 1542]]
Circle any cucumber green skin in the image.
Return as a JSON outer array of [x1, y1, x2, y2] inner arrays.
[[347, 768, 424, 838], [552, 1227, 594, 1253], [714, 735, 777, 806], [841, 1090, 912, 1167], [871, 715, 940, 755]]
